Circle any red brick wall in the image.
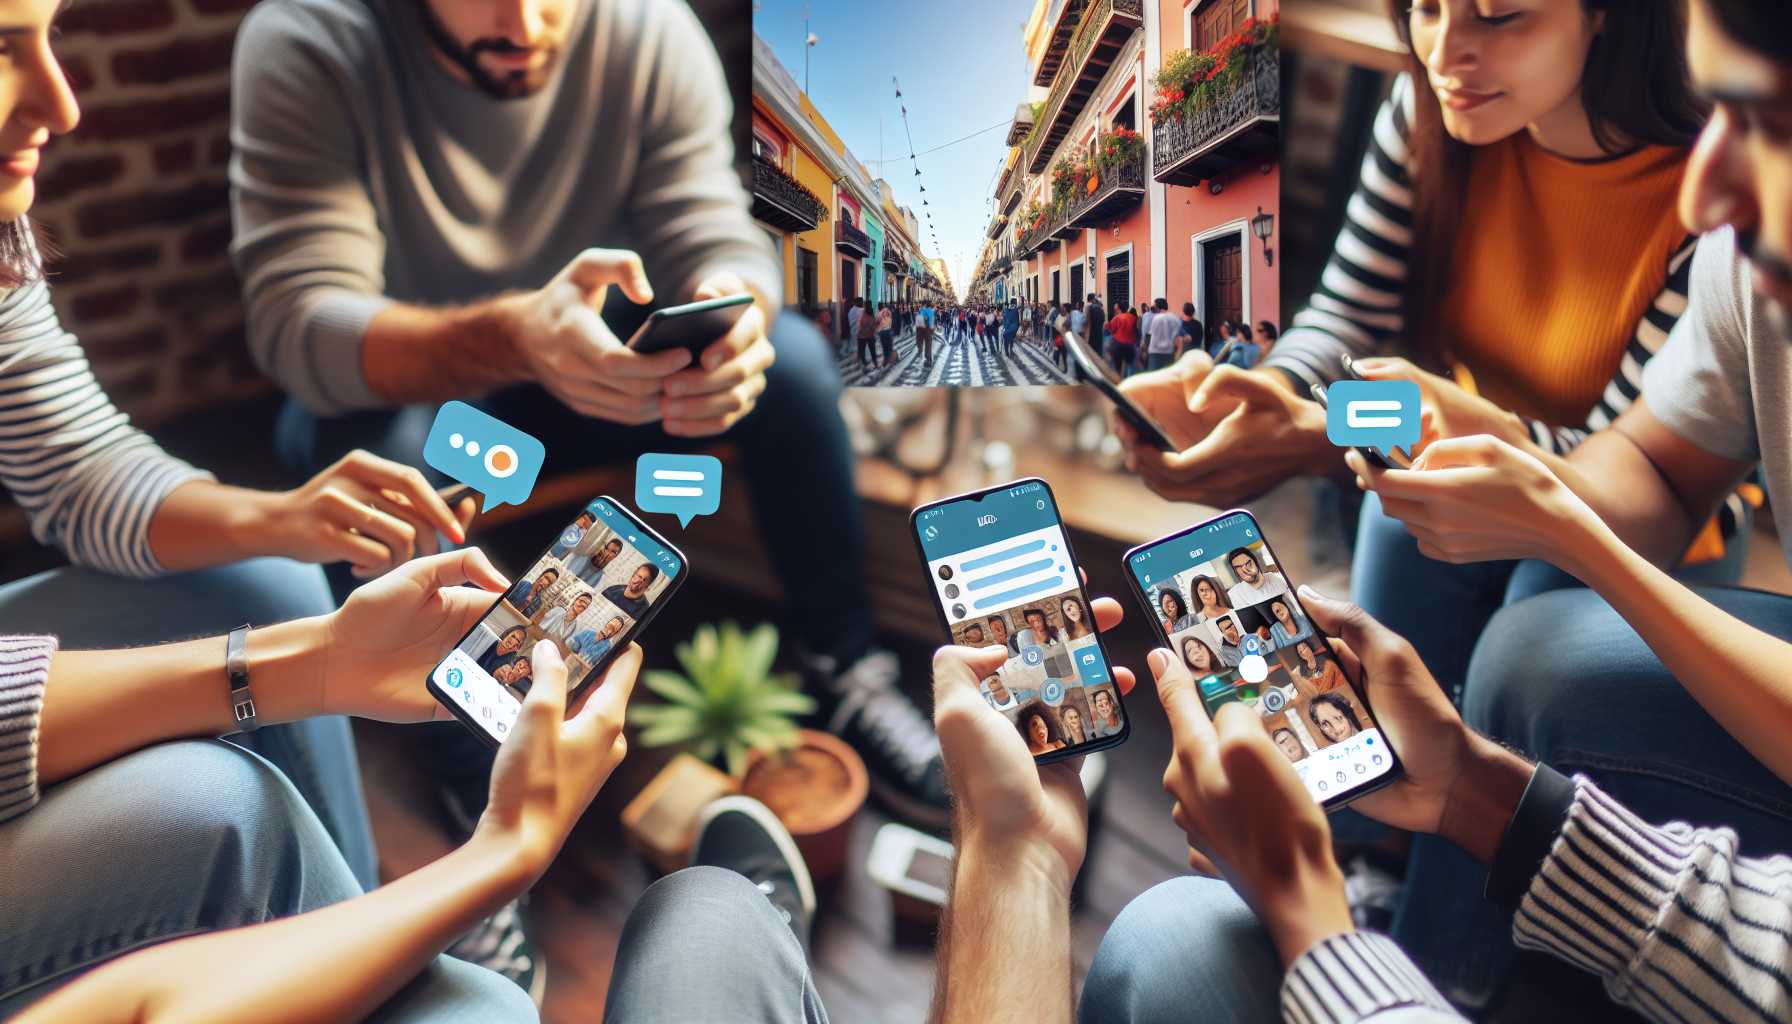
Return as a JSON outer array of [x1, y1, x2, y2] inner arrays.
[[35, 0, 265, 427]]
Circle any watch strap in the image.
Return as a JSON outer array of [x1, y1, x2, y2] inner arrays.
[[226, 624, 258, 733]]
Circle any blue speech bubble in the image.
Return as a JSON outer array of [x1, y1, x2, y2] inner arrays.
[[635, 453, 723, 528], [423, 402, 545, 513], [1324, 379, 1422, 460]]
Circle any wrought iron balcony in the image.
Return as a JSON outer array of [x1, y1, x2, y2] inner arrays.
[[883, 246, 903, 271], [992, 254, 1013, 275], [1032, 0, 1090, 87], [1069, 149, 1146, 228], [750, 156, 826, 233], [1006, 102, 1036, 147], [835, 220, 872, 258], [1024, 0, 1143, 175], [1153, 51, 1280, 187], [986, 214, 1009, 240]]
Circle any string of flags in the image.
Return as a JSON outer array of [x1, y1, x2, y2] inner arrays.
[[893, 76, 942, 255]]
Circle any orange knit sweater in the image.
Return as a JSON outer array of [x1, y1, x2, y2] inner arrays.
[[1439, 137, 1689, 427]]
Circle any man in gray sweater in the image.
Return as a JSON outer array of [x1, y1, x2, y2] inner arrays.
[[228, 0, 947, 984]]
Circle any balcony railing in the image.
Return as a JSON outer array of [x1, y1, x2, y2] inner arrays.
[[1069, 149, 1146, 227], [835, 220, 872, 258], [1006, 102, 1036, 147], [1032, 0, 1090, 87], [883, 247, 903, 271], [1024, 0, 1143, 175], [750, 156, 827, 233], [986, 214, 1008, 240], [1153, 51, 1280, 187]]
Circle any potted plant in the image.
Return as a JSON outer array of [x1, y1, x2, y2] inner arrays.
[[1150, 14, 1279, 124], [1094, 126, 1143, 174], [628, 622, 869, 882]]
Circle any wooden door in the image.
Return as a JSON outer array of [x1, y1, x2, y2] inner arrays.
[[1204, 234, 1243, 331]]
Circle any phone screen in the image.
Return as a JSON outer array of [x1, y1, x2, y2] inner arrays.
[[1064, 330, 1176, 451], [913, 479, 1128, 762], [1124, 510, 1399, 807], [428, 496, 684, 745], [629, 294, 754, 354]]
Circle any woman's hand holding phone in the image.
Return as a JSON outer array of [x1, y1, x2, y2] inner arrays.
[[1148, 642, 1355, 966], [931, 587, 1136, 889], [474, 641, 640, 885], [315, 548, 512, 723]]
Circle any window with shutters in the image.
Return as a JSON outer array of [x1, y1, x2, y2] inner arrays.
[[1191, 0, 1251, 51]]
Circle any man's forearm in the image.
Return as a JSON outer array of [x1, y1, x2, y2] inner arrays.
[[37, 618, 328, 786], [1533, 438, 1694, 567], [360, 296, 529, 405], [146, 480, 289, 573], [930, 839, 1073, 1024], [18, 833, 529, 1024]]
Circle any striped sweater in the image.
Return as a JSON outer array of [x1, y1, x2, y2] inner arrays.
[[1266, 74, 1747, 541], [0, 266, 212, 578], [1280, 765, 1792, 1023]]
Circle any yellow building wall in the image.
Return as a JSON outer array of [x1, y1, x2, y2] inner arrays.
[[790, 141, 835, 310]]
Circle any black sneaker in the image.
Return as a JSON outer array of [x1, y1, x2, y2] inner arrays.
[[446, 894, 546, 1005], [693, 795, 818, 954], [804, 650, 951, 831]]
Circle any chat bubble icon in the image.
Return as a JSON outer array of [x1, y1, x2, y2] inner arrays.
[[635, 453, 723, 528], [1324, 379, 1421, 460], [423, 401, 545, 513]]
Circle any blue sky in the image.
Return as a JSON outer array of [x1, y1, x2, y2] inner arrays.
[[755, 0, 1034, 298]]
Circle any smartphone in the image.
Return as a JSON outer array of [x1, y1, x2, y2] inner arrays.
[[626, 294, 755, 355], [867, 822, 955, 908], [1122, 509, 1403, 810], [1311, 354, 1414, 469], [910, 478, 1130, 764], [426, 495, 686, 748], [1063, 330, 1177, 451]]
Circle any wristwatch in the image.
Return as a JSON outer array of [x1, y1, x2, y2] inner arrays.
[[226, 624, 259, 734]]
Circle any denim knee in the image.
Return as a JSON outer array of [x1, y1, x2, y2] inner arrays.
[[183, 557, 336, 625], [1079, 876, 1282, 1024], [763, 313, 844, 410], [1462, 589, 1631, 755]]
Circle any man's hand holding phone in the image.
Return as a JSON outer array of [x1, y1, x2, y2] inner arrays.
[[659, 273, 776, 437], [931, 588, 1137, 888], [500, 248, 690, 426]]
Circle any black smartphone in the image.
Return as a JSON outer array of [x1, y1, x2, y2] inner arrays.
[[1063, 330, 1177, 451], [1122, 509, 1403, 810], [426, 496, 686, 748], [626, 294, 755, 355], [911, 478, 1130, 764]]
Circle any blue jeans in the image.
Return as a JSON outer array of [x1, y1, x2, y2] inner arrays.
[[0, 558, 377, 888], [602, 867, 827, 1023], [1145, 352, 1174, 372], [1079, 877, 1283, 1023], [1396, 585, 1792, 1011], [0, 740, 529, 1020]]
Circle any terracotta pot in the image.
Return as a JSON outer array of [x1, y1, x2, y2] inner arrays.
[[741, 728, 868, 884]]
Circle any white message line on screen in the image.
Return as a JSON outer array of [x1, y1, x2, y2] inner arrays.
[[972, 573, 1067, 611], [1345, 400, 1404, 429], [652, 486, 704, 497], [652, 470, 707, 481]]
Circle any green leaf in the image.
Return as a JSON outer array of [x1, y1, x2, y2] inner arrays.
[[641, 670, 705, 709], [741, 622, 779, 682]]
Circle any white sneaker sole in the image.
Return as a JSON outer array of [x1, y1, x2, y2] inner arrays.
[[696, 795, 818, 918]]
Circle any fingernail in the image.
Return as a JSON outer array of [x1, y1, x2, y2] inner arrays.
[[1298, 584, 1325, 600], [1147, 648, 1170, 674]]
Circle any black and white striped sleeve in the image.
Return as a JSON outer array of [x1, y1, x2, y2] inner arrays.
[[0, 635, 53, 825], [0, 274, 213, 578], [1280, 930, 1464, 1023], [1261, 74, 1416, 392], [1510, 776, 1792, 1024]]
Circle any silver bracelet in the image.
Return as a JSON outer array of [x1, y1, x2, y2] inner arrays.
[[226, 624, 259, 734]]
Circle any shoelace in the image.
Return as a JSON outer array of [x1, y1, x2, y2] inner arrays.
[[829, 652, 939, 783]]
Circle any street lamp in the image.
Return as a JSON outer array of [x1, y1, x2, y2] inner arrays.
[[1251, 206, 1275, 268]]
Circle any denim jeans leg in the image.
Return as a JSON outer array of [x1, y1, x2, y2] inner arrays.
[[0, 559, 377, 888], [602, 867, 828, 1024], [1078, 877, 1283, 1024]]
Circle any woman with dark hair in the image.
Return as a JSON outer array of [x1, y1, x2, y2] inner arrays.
[[1059, 595, 1094, 640], [1188, 574, 1233, 623], [1017, 700, 1066, 755], [1255, 320, 1278, 343], [1306, 692, 1363, 745], [1292, 639, 1348, 694], [475, 625, 530, 676], [1180, 635, 1221, 677], [1157, 587, 1196, 634]]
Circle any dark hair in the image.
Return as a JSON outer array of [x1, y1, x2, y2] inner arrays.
[[1157, 586, 1190, 623], [605, 538, 623, 550], [498, 625, 528, 644], [1189, 574, 1233, 611], [1021, 606, 1061, 642], [1257, 320, 1279, 340], [1017, 700, 1066, 750], [1272, 726, 1299, 745], [572, 590, 593, 604], [538, 568, 560, 580], [1183, 302, 1196, 317], [0, 220, 44, 291], [1236, 322, 1253, 342], [635, 562, 661, 583], [1387, 0, 1705, 370], [1181, 635, 1220, 672], [1307, 692, 1363, 733], [1226, 546, 1261, 574], [1059, 595, 1092, 637], [1704, 0, 1792, 62]]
